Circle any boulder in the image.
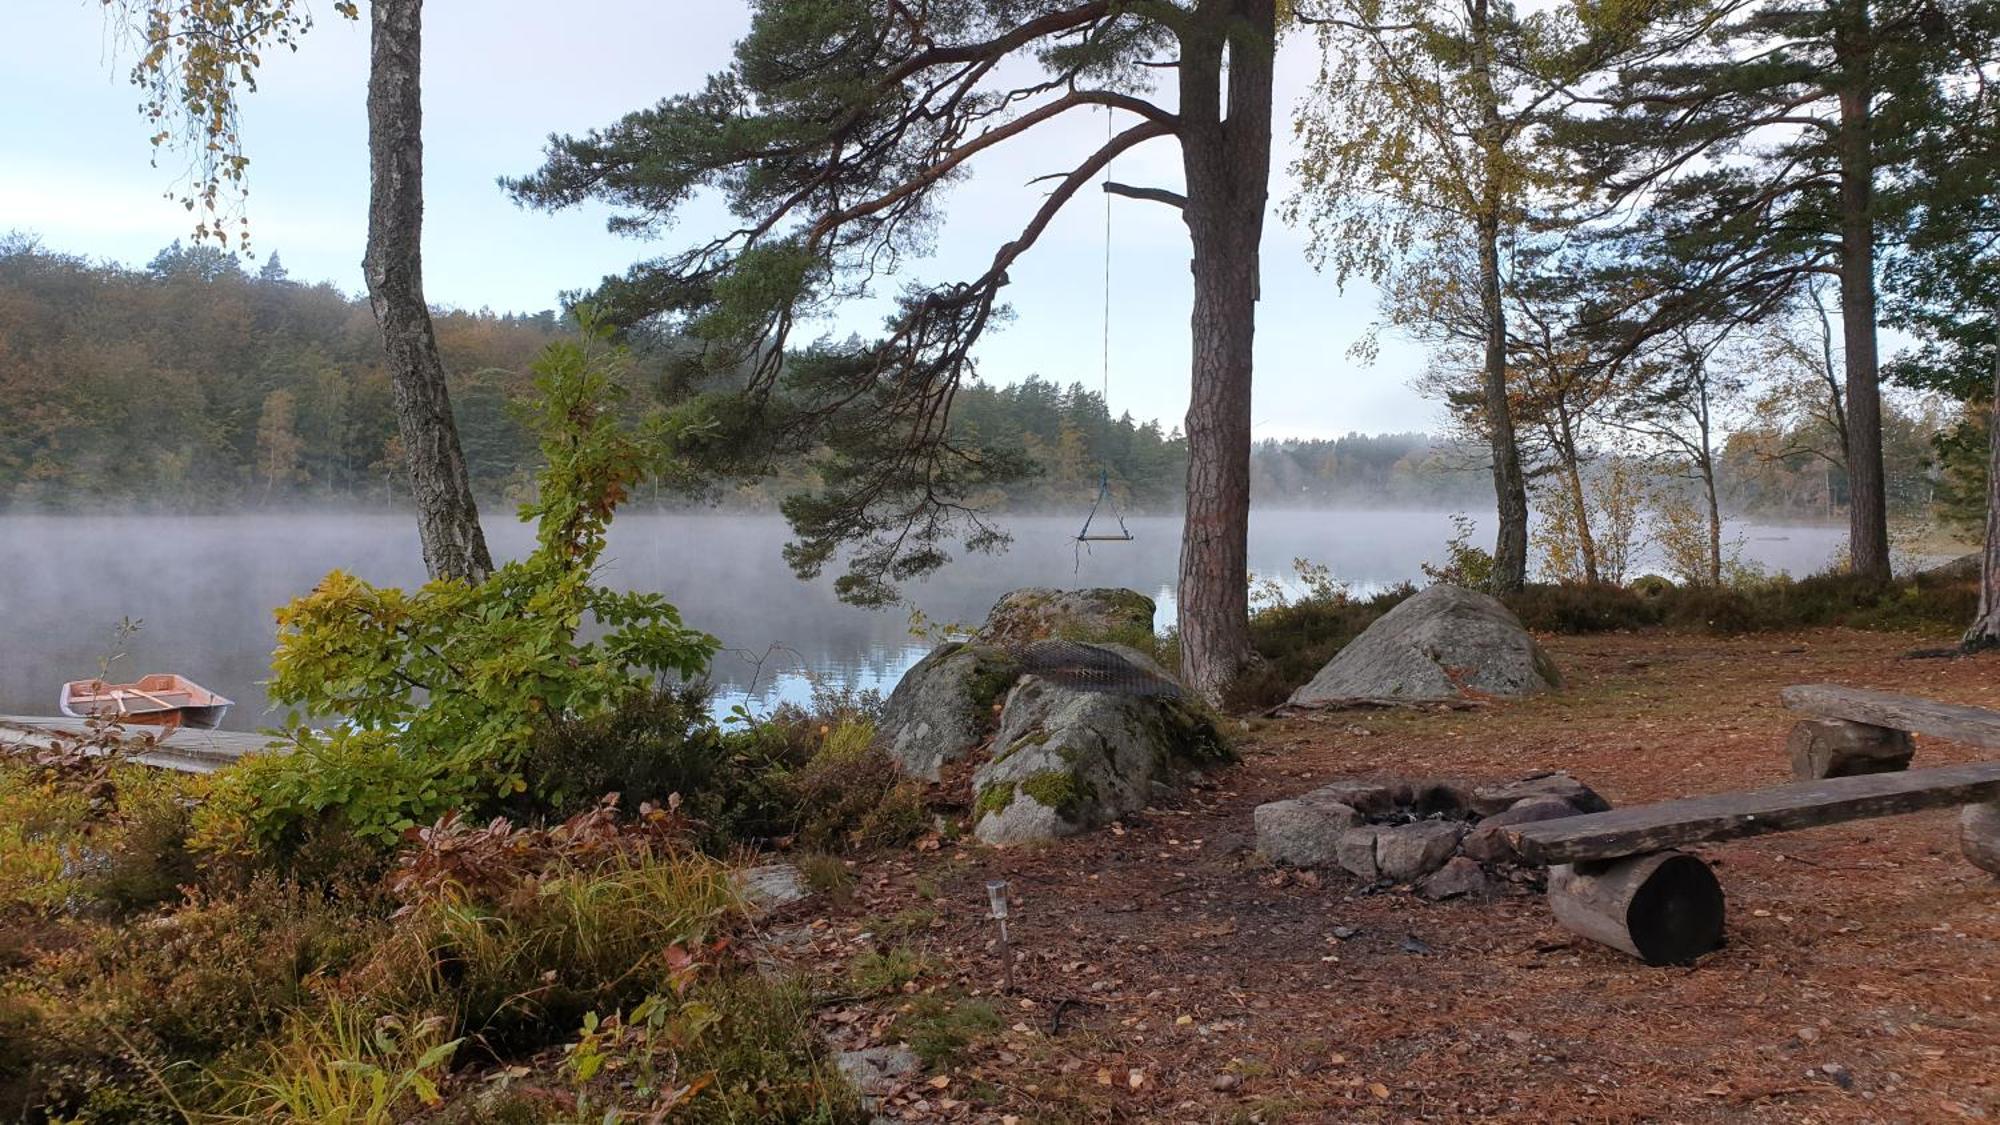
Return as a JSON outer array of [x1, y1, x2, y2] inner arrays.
[[972, 675, 1230, 846], [1467, 771, 1607, 817], [875, 642, 1021, 779], [977, 587, 1158, 648], [1254, 796, 1364, 867], [1288, 585, 1562, 707], [1461, 796, 1577, 864], [1419, 856, 1494, 901]]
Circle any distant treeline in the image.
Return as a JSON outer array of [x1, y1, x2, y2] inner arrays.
[[0, 237, 1927, 520]]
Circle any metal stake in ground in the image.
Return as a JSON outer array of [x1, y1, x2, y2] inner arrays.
[[986, 880, 1017, 994]]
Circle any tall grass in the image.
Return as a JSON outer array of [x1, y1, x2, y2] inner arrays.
[[218, 1002, 461, 1125]]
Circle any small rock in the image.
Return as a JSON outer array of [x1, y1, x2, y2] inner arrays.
[[1254, 797, 1363, 867], [1461, 797, 1577, 864], [733, 864, 811, 916], [1211, 1072, 1242, 1092], [834, 1045, 921, 1098], [1331, 925, 1361, 940], [1399, 934, 1435, 955], [1373, 820, 1465, 882], [1468, 771, 1609, 817], [1418, 856, 1493, 900], [1336, 825, 1385, 881], [1305, 779, 1408, 817]]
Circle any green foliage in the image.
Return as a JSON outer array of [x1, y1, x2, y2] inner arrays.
[[220, 1003, 462, 1125], [891, 993, 1004, 1070], [223, 319, 716, 860], [1421, 512, 1497, 591]]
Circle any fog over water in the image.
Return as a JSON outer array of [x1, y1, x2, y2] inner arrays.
[[0, 511, 1847, 727]]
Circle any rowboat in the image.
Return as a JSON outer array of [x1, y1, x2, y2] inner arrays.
[[58, 674, 233, 733]]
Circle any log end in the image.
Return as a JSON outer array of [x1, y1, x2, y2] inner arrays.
[[1787, 719, 1915, 780], [1963, 802, 2000, 876], [1550, 851, 1725, 966]]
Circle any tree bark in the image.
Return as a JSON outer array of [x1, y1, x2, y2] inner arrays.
[[1835, 1, 1889, 583], [1556, 409, 1598, 585], [1471, 0, 1529, 592], [363, 0, 493, 583], [1966, 302, 2000, 648], [1174, 0, 1273, 705]]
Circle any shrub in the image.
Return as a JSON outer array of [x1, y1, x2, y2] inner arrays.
[[362, 845, 742, 1057], [236, 317, 717, 868], [16, 878, 380, 1119]]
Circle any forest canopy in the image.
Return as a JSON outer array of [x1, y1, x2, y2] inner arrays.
[[0, 233, 1943, 523]]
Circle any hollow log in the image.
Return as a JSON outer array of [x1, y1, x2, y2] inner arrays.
[[1548, 851, 1725, 965], [1787, 718, 1914, 780], [1964, 802, 2000, 876]]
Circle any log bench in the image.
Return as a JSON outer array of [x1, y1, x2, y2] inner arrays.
[[1780, 683, 2000, 779], [1505, 762, 2000, 964]]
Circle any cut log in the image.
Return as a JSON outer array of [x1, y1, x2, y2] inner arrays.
[[1787, 718, 1915, 779], [1549, 851, 1725, 965], [1509, 761, 2000, 865], [1965, 802, 2000, 876], [1780, 684, 2000, 749]]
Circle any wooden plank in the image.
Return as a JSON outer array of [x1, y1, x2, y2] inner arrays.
[[0, 716, 280, 774], [1509, 761, 2000, 865], [1781, 684, 2000, 748]]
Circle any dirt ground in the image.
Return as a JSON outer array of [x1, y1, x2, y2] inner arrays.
[[769, 629, 2000, 1123]]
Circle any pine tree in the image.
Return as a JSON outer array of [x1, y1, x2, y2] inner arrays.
[[507, 0, 1278, 702]]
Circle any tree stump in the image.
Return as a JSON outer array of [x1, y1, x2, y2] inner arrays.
[[1548, 851, 1725, 965], [1787, 719, 1914, 780], [1963, 802, 2000, 876]]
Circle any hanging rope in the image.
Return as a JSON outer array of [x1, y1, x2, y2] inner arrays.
[[1076, 106, 1132, 573]]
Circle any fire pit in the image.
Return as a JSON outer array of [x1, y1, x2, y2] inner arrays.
[[1253, 772, 1609, 899]]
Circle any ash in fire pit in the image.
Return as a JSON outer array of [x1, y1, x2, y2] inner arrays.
[[1253, 772, 1607, 899]]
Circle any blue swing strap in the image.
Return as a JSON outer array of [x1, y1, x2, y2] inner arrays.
[[1075, 469, 1132, 542]]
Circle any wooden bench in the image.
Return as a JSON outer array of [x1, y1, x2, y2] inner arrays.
[[1780, 683, 2000, 779], [1505, 762, 2000, 964]]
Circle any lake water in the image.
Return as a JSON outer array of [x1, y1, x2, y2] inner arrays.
[[0, 511, 1848, 729]]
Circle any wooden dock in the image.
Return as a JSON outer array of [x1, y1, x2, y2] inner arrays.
[[0, 715, 280, 773]]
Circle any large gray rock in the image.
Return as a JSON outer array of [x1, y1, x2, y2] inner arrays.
[[972, 675, 1230, 846], [1254, 796, 1364, 867], [977, 587, 1158, 648], [1289, 585, 1562, 707], [875, 642, 1021, 779]]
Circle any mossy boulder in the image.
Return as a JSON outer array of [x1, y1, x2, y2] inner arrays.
[[975, 587, 1159, 650], [972, 675, 1230, 846], [876, 587, 1165, 780], [875, 642, 1021, 779]]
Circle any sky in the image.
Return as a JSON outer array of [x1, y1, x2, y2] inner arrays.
[[2, 1, 1438, 439]]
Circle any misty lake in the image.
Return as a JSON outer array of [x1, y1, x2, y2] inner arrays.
[[0, 510, 1849, 729]]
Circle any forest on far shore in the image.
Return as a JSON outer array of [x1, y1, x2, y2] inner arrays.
[[0, 235, 1954, 524]]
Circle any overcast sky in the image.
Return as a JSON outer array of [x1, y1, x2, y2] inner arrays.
[[3, 1, 1439, 438]]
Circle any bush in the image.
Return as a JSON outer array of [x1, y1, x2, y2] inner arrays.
[[1235, 584, 1414, 711], [362, 845, 742, 1057], [231, 318, 718, 871], [16, 878, 380, 1119]]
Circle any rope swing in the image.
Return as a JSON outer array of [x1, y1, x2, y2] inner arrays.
[[1075, 106, 1133, 571]]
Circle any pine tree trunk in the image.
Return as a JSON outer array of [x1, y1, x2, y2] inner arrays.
[[1471, 0, 1529, 592], [1558, 412, 1598, 585], [363, 0, 493, 583], [1836, 3, 1889, 583], [1966, 304, 2000, 649], [1174, 0, 1272, 705], [1703, 461, 1724, 587]]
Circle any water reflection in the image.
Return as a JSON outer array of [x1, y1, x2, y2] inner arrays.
[[0, 511, 1847, 726]]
